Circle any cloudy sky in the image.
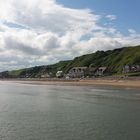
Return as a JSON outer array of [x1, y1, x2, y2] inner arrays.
[[0, 0, 140, 71]]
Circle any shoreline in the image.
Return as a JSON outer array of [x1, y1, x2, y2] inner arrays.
[[1, 78, 140, 89]]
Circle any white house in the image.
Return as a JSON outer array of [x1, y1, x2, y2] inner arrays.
[[56, 71, 63, 78]]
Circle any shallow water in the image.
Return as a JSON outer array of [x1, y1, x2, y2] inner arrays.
[[0, 81, 140, 140]]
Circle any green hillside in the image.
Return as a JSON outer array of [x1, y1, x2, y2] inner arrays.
[[66, 45, 140, 73], [7, 60, 72, 78], [3, 45, 140, 78]]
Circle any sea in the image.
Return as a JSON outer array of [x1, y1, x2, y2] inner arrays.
[[0, 81, 140, 140]]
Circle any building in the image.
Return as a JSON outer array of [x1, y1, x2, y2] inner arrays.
[[88, 67, 97, 77], [41, 73, 51, 78], [123, 65, 130, 73], [0, 71, 9, 78], [131, 65, 140, 72], [123, 65, 140, 73], [95, 67, 107, 76], [68, 67, 88, 78], [56, 71, 63, 78]]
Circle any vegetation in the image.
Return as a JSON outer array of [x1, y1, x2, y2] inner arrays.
[[1, 45, 140, 78]]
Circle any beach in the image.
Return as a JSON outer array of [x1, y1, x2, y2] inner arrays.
[[2, 77, 140, 89]]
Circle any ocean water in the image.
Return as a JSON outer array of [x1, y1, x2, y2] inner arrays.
[[0, 81, 140, 140]]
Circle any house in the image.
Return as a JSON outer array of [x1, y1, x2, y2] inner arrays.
[[68, 67, 88, 78], [123, 65, 140, 73], [56, 71, 63, 78], [123, 65, 130, 73], [131, 65, 140, 72], [136, 65, 140, 71], [0, 73, 2, 78], [88, 64, 97, 76], [88, 67, 97, 77], [95, 67, 107, 76], [0, 71, 9, 78], [41, 73, 51, 78]]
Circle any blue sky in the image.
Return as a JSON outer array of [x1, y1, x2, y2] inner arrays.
[[57, 0, 140, 34]]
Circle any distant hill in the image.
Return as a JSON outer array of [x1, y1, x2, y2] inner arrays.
[[1, 45, 140, 78]]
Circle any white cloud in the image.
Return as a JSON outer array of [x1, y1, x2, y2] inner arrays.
[[128, 29, 136, 34], [0, 0, 140, 71], [106, 15, 117, 20]]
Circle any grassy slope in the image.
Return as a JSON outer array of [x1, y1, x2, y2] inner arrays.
[[7, 45, 140, 78], [64, 46, 140, 73], [8, 60, 72, 78]]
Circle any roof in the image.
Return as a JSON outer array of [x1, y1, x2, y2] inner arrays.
[[89, 67, 97, 71], [98, 67, 107, 71], [98, 67, 107, 69], [56, 71, 63, 73]]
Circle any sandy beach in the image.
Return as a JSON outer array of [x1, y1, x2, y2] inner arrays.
[[2, 78, 140, 89]]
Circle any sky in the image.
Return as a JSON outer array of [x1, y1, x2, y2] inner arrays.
[[0, 0, 140, 71]]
